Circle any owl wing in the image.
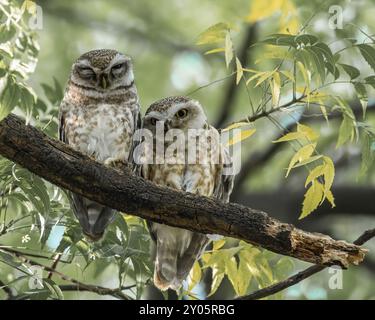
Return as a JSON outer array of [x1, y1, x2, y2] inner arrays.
[[127, 104, 142, 165], [58, 102, 115, 241], [58, 103, 68, 144], [213, 146, 235, 203], [174, 147, 235, 285]]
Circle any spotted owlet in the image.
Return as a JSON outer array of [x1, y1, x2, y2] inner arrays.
[[135, 96, 234, 291], [58, 49, 141, 241]]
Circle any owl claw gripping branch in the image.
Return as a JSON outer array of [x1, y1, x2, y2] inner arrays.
[[58, 49, 141, 241]]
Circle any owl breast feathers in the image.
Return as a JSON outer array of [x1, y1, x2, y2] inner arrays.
[[135, 96, 235, 291], [58, 49, 141, 241]]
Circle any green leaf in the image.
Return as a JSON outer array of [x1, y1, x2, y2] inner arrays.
[[19, 85, 37, 122], [339, 63, 360, 80], [0, 76, 20, 121], [358, 44, 375, 73], [262, 34, 296, 47], [0, 24, 16, 43], [225, 32, 233, 68], [337, 115, 354, 147], [295, 34, 318, 46], [235, 57, 243, 84], [306, 47, 326, 84], [314, 42, 336, 79], [365, 75, 375, 89], [353, 82, 368, 118], [44, 279, 64, 300], [360, 133, 374, 177]]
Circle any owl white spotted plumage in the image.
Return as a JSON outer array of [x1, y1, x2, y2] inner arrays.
[[58, 49, 141, 241], [137, 96, 235, 291]]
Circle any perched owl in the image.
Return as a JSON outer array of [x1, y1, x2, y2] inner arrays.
[[136, 96, 234, 291], [58, 49, 141, 241]]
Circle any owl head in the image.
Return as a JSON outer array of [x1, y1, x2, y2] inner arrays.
[[70, 49, 134, 90], [143, 96, 208, 133]]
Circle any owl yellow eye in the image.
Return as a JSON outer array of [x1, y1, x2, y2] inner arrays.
[[176, 108, 188, 119], [150, 118, 157, 126]]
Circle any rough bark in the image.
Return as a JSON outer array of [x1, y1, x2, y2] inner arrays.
[[0, 114, 367, 267]]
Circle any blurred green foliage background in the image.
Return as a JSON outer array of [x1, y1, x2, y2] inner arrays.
[[0, 0, 374, 300]]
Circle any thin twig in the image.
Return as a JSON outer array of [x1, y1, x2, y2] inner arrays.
[[0, 246, 132, 300], [0, 279, 15, 299], [236, 228, 375, 300]]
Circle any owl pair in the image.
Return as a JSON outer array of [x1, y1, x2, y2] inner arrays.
[[58, 49, 234, 291]]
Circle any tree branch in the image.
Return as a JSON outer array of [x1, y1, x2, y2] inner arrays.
[[0, 114, 367, 268], [236, 228, 375, 300]]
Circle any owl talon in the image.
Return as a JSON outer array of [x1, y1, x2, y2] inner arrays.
[[104, 158, 128, 171]]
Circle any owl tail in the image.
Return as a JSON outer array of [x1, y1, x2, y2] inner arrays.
[[69, 193, 116, 241], [175, 234, 210, 287], [153, 244, 178, 291], [153, 234, 210, 291]]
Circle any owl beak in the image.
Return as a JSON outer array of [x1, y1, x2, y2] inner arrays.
[[164, 120, 172, 133], [100, 75, 108, 89]]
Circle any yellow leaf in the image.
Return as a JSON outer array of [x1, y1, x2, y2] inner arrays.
[[213, 238, 226, 250], [286, 143, 316, 177], [280, 70, 295, 82], [225, 257, 238, 294], [196, 23, 229, 45], [320, 103, 329, 122], [297, 123, 319, 141], [297, 61, 310, 90], [246, 0, 283, 23], [204, 47, 225, 55], [273, 131, 305, 143], [235, 251, 253, 296], [255, 71, 274, 87], [246, 71, 266, 85], [22, 0, 37, 15], [201, 253, 211, 264], [208, 267, 225, 297], [280, 0, 300, 33], [272, 72, 281, 106], [325, 189, 336, 208], [300, 181, 324, 219], [236, 57, 243, 85], [255, 47, 293, 64], [291, 154, 322, 169], [225, 32, 233, 68], [226, 128, 256, 146], [188, 261, 202, 291], [222, 121, 250, 132], [322, 156, 335, 196], [242, 68, 258, 73], [305, 164, 325, 187]]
